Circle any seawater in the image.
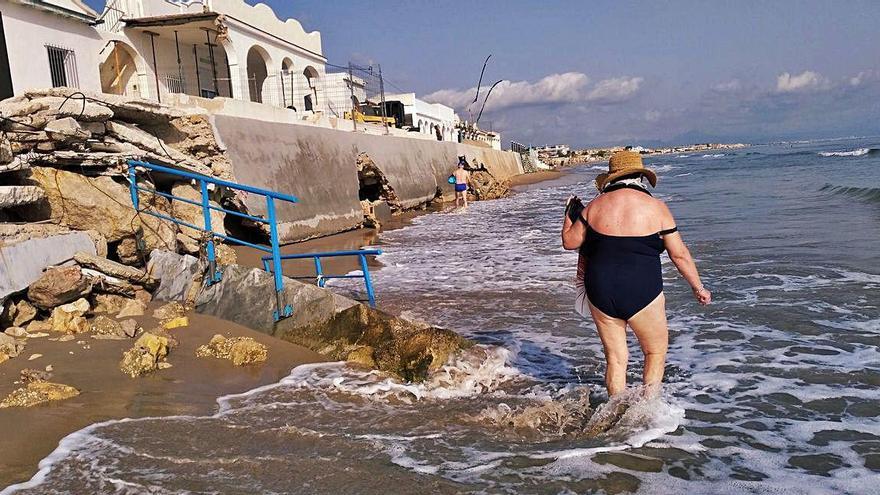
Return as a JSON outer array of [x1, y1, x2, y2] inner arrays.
[[5, 139, 879, 494]]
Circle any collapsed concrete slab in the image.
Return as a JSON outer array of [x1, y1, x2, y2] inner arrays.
[[0, 231, 97, 304], [0, 186, 44, 209]]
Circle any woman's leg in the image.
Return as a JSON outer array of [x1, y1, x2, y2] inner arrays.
[[627, 293, 669, 392], [588, 302, 629, 396]]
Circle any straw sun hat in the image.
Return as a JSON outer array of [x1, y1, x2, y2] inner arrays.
[[595, 151, 658, 191]]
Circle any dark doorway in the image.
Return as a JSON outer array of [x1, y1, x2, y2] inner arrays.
[[0, 13, 13, 100]]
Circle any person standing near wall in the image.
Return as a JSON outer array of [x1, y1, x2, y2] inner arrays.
[[453, 156, 470, 209]]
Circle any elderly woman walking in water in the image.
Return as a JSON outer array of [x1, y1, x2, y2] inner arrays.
[[561, 151, 711, 396]]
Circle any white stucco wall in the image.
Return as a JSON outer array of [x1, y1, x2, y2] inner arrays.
[[0, 0, 102, 95]]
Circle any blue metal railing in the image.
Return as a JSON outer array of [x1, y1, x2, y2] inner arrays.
[[261, 249, 383, 307], [126, 160, 298, 321]]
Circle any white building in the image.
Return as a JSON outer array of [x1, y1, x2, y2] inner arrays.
[[533, 144, 570, 156], [0, 0, 104, 99], [457, 120, 501, 150], [382, 92, 456, 141], [95, 0, 329, 113]]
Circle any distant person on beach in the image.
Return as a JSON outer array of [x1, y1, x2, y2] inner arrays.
[[453, 157, 470, 208], [561, 151, 711, 397]]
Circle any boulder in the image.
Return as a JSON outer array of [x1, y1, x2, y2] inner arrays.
[[120, 319, 140, 338], [74, 252, 157, 288], [92, 293, 129, 315], [4, 327, 27, 338], [0, 231, 97, 304], [25, 167, 178, 257], [146, 250, 200, 302], [25, 320, 52, 334], [47, 298, 90, 334], [116, 298, 147, 318], [27, 266, 92, 310], [14, 300, 37, 327], [0, 381, 80, 408], [119, 332, 169, 377], [170, 181, 226, 242], [0, 333, 25, 358], [152, 301, 186, 322], [162, 316, 188, 330], [196, 334, 267, 366]]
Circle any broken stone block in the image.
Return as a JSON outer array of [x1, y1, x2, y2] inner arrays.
[[120, 319, 140, 337], [119, 332, 169, 377], [147, 250, 200, 302], [0, 333, 25, 358], [47, 298, 90, 334], [1, 232, 97, 304], [92, 293, 129, 315], [116, 298, 147, 318], [4, 327, 27, 338], [27, 266, 93, 310], [0, 381, 80, 408], [152, 301, 186, 322], [215, 243, 237, 266], [196, 334, 267, 366], [162, 316, 188, 330], [0, 186, 45, 209], [25, 320, 52, 334], [0, 138, 12, 164], [44, 117, 91, 140], [12, 300, 37, 327]]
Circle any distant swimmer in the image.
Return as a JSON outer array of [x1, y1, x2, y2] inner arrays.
[[562, 151, 711, 397], [453, 156, 471, 209]]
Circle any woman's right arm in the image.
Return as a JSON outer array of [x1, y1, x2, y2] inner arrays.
[[660, 203, 711, 305]]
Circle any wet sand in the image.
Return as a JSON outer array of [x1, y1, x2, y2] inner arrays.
[[508, 169, 563, 188], [0, 310, 323, 487]]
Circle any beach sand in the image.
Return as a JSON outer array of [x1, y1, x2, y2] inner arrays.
[[508, 169, 563, 188], [0, 310, 324, 487]]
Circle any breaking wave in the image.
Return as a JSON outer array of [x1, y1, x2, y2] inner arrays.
[[820, 183, 880, 203], [818, 147, 878, 157]]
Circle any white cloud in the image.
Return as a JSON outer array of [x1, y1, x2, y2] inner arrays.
[[587, 76, 643, 103], [776, 70, 830, 93], [849, 70, 879, 86], [423, 72, 643, 112]]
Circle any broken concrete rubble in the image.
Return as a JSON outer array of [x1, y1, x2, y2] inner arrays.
[[47, 298, 90, 334], [196, 334, 267, 366], [74, 252, 157, 289], [0, 381, 80, 408], [119, 332, 170, 377]]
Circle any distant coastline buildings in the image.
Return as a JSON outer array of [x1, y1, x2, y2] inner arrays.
[[0, 0, 500, 145]]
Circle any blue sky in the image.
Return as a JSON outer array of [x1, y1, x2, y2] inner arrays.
[[87, 0, 880, 147]]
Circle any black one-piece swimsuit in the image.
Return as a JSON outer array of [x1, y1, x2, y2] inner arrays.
[[578, 184, 676, 320]]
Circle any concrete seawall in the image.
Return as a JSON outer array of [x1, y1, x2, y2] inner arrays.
[[211, 116, 522, 242]]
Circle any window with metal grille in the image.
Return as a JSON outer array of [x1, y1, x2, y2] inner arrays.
[[46, 45, 79, 88]]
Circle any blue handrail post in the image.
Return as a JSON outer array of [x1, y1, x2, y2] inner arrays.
[[359, 253, 377, 308], [200, 179, 220, 284], [313, 256, 325, 287], [128, 162, 139, 210], [266, 196, 292, 321]]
